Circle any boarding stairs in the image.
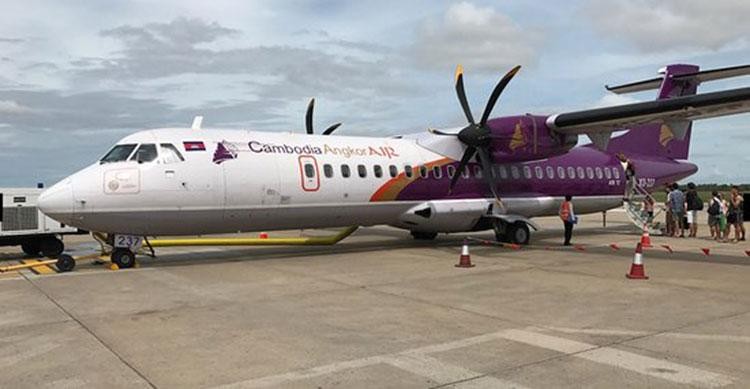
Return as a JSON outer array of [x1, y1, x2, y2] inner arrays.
[[622, 181, 663, 235]]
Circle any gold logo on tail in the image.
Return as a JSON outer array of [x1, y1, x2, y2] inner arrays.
[[659, 124, 674, 147]]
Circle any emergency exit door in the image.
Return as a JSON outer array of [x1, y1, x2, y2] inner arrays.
[[298, 156, 320, 192]]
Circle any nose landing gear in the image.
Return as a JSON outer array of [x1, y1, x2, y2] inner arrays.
[[111, 248, 137, 269]]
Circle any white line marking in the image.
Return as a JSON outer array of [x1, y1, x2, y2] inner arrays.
[[214, 328, 734, 389], [498, 329, 733, 388], [384, 354, 526, 389], [543, 326, 750, 344]]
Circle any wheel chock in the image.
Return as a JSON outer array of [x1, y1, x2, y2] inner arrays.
[[109, 263, 120, 271]]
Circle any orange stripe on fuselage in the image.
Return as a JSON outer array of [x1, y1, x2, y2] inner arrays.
[[370, 157, 453, 202]]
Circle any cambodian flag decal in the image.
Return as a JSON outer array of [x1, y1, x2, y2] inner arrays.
[[183, 141, 206, 151]]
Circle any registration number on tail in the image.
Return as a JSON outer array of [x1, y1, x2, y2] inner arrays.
[[114, 235, 143, 250]]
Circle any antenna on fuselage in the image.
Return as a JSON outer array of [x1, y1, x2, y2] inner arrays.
[[191, 116, 204, 130]]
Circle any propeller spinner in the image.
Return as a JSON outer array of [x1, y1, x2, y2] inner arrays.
[[305, 98, 342, 135], [432, 64, 521, 205]]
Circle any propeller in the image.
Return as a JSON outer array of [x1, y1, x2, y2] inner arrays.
[[305, 98, 342, 135], [432, 64, 521, 203]]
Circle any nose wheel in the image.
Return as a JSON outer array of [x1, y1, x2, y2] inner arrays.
[[111, 248, 136, 269]]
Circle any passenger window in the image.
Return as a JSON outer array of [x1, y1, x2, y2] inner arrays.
[[445, 165, 455, 178], [535, 166, 544, 179], [358, 164, 367, 178], [595, 167, 603, 179], [499, 166, 508, 180], [557, 166, 566, 179], [546, 166, 554, 179], [101, 144, 137, 163], [419, 165, 428, 178], [576, 167, 585, 179], [389, 165, 398, 178], [304, 163, 315, 178], [523, 166, 532, 179], [404, 165, 413, 178], [567, 167, 575, 179], [511, 166, 520, 180], [432, 166, 442, 179], [613, 167, 620, 179], [324, 164, 334, 178], [461, 166, 470, 178], [473, 165, 482, 179], [131, 144, 158, 164], [586, 167, 594, 179], [373, 165, 383, 178], [160, 144, 185, 164], [604, 167, 612, 179], [341, 164, 351, 178]]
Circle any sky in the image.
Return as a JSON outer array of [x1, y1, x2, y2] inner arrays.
[[1, 0, 750, 186]]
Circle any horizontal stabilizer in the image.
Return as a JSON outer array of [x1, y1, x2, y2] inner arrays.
[[547, 86, 750, 134], [606, 64, 750, 94]]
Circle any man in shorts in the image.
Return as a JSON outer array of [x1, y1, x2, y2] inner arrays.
[[730, 186, 745, 241], [707, 191, 721, 239], [685, 182, 702, 237], [668, 183, 686, 238]]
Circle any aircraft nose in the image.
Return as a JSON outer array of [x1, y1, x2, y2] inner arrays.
[[38, 178, 74, 220]]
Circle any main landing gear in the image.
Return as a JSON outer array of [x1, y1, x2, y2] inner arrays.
[[493, 219, 530, 245], [411, 231, 438, 240]]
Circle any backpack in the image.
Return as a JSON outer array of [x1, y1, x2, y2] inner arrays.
[[695, 194, 704, 210], [707, 199, 720, 216]]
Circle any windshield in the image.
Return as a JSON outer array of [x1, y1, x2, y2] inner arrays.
[[160, 143, 184, 164], [100, 144, 137, 163], [130, 144, 158, 163]]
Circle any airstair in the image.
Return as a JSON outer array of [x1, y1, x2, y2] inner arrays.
[[622, 180, 663, 235]]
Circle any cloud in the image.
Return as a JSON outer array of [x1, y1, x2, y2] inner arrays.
[[0, 99, 32, 113], [593, 93, 640, 108], [583, 0, 750, 52], [410, 1, 540, 72]]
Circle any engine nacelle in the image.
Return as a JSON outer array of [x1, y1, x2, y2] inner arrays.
[[398, 199, 491, 233], [487, 115, 577, 163]]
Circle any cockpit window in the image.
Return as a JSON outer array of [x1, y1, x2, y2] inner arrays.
[[130, 144, 158, 163], [160, 143, 184, 164], [100, 144, 137, 163]]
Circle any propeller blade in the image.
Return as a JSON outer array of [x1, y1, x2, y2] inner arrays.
[[480, 65, 521, 126], [448, 146, 476, 193], [305, 98, 315, 135], [322, 122, 342, 135], [476, 146, 502, 202], [454, 65, 475, 125], [428, 128, 458, 136]]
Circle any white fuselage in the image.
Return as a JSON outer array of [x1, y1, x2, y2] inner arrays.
[[38, 128, 625, 236]]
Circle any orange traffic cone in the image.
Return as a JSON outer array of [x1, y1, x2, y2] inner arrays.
[[455, 240, 475, 268], [259, 232, 269, 239], [640, 224, 652, 247], [626, 243, 649, 279]]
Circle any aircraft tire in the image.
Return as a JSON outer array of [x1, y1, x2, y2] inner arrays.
[[508, 222, 530, 245], [411, 231, 438, 240], [55, 254, 76, 272], [111, 248, 136, 269], [40, 237, 64, 258], [21, 241, 41, 257]]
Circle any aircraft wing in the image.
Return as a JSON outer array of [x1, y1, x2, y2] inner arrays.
[[546, 86, 750, 134]]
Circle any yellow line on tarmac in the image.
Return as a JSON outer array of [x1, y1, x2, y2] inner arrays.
[[21, 260, 57, 274]]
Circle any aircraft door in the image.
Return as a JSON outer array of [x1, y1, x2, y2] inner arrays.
[[298, 156, 320, 192]]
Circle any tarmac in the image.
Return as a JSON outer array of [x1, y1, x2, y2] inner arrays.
[[1, 210, 749, 388]]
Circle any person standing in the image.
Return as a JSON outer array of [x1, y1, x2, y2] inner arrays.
[[730, 186, 745, 242], [685, 182, 702, 237], [668, 183, 686, 238], [664, 184, 674, 237], [559, 195, 576, 246], [719, 193, 729, 243], [707, 191, 721, 240]]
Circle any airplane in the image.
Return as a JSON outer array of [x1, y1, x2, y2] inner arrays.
[[37, 63, 750, 268]]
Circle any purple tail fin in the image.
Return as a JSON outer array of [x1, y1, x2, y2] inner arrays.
[[607, 64, 699, 160]]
